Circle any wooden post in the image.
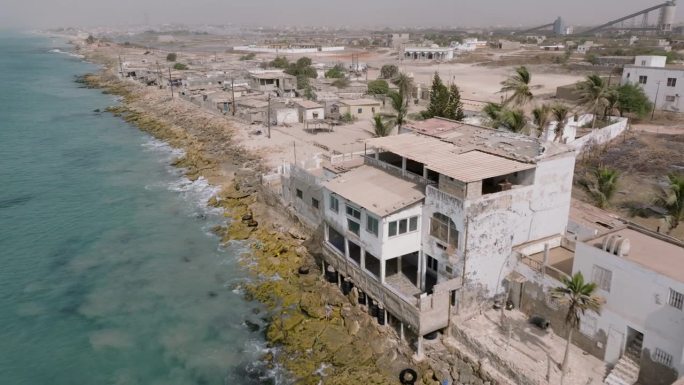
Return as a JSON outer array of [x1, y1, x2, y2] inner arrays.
[[267, 94, 271, 139], [168, 67, 173, 99], [231, 78, 236, 116]]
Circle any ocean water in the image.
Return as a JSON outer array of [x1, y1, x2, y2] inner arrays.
[[0, 32, 278, 385]]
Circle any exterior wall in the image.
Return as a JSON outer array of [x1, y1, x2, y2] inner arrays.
[[634, 55, 667, 68], [285, 165, 325, 228], [299, 107, 325, 122], [572, 242, 684, 382], [234, 45, 344, 53], [622, 66, 684, 111], [341, 103, 380, 120], [569, 117, 629, 153], [323, 189, 422, 262], [276, 108, 298, 125]]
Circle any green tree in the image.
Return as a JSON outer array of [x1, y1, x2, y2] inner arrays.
[[425, 72, 450, 119], [580, 166, 620, 208], [296, 57, 312, 67], [551, 104, 571, 142], [173, 63, 188, 70], [380, 64, 399, 79], [240, 53, 256, 61], [296, 75, 310, 90], [166, 52, 177, 62], [392, 73, 414, 100], [653, 174, 684, 232], [499, 66, 533, 106], [325, 64, 346, 79], [86, 35, 96, 44], [499, 109, 528, 133], [367, 79, 389, 95], [576, 74, 609, 128], [532, 104, 552, 138], [483, 102, 504, 128], [372, 114, 393, 137], [270, 56, 289, 69], [552, 272, 603, 378], [303, 85, 317, 101], [616, 83, 652, 118], [332, 78, 350, 88], [444, 84, 465, 121], [388, 91, 407, 132]]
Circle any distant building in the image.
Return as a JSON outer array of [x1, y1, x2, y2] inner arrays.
[[248, 70, 296, 97], [333, 99, 382, 120], [390, 33, 410, 50], [621, 55, 684, 112], [403, 46, 454, 61]]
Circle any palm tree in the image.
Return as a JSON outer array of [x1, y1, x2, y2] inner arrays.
[[393, 73, 413, 105], [388, 90, 407, 133], [500, 66, 533, 106], [532, 104, 552, 138], [372, 114, 393, 137], [551, 104, 571, 142], [499, 108, 528, 134], [576, 74, 609, 128], [653, 173, 684, 232], [579, 166, 620, 208], [603, 86, 620, 119], [483, 102, 504, 128], [552, 272, 603, 377]]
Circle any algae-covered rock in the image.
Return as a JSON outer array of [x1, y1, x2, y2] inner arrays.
[[299, 293, 326, 319]]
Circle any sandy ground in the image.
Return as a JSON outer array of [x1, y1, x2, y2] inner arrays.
[[454, 309, 607, 385]]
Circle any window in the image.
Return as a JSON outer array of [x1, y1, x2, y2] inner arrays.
[[409, 216, 418, 232], [311, 198, 319, 209], [312, 112, 319, 119], [667, 77, 677, 87], [669, 288, 683, 310], [666, 95, 676, 102], [365, 251, 381, 278], [371, 107, 376, 113], [641, 60, 647, 66], [388, 216, 419, 237], [430, 212, 458, 248], [345, 205, 361, 220], [366, 215, 379, 236], [427, 255, 439, 271], [357, 108, 363, 114], [653, 348, 673, 367], [347, 219, 360, 236], [639, 75, 648, 84], [592, 265, 612, 292], [296, 189, 303, 199], [626, 72, 631, 78], [579, 314, 597, 338], [329, 195, 339, 213]]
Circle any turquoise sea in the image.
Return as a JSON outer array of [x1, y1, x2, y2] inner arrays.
[[0, 32, 279, 385]]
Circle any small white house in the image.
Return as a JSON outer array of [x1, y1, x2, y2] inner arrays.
[[621, 55, 684, 112], [573, 228, 684, 385], [295, 100, 325, 123]]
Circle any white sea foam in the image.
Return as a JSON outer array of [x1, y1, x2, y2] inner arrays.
[[48, 48, 84, 59]]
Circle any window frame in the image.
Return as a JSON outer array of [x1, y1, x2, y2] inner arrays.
[[429, 212, 458, 248], [638, 75, 648, 84], [387, 215, 419, 238], [592, 265, 612, 292], [296, 189, 303, 199], [667, 77, 677, 87], [653, 348, 673, 367], [311, 197, 319, 209], [665, 95, 676, 102], [427, 255, 439, 271], [669, 288, 683, 310], [347, 218, 360, 236], [366, 214, 379, 237], [329, 195, 339, 213], [345, 204, 361, 220]]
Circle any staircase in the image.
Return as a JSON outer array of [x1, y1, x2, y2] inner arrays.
[[604, 335, 642, 385]]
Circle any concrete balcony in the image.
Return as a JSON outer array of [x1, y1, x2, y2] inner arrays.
[[322, 242, 452, 335]]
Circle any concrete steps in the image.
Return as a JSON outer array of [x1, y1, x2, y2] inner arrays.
[[604, 355, 640, 385]]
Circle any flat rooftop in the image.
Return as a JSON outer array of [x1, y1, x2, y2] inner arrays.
[[569, 199, 623, 235], [527, 246, 575, 280], [295, 100, 324, 109], [323, 165, 424, 217], [401, 118, 570, 162], [591, 228, 684, 283], [338, 98, 381, 106], [366, 133, 537, 183]]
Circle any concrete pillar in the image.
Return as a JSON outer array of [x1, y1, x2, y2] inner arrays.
[[360, 247, 366, 269], [418, 251, 425, 291], [416, 335, 425, 361], [374, 148, 379, 160], [400, 322, 405, 341], [401, 157, 407, 171], [321, 260, 326, 278], [381, 258, 386, 284], [542, 243, 549, 277]]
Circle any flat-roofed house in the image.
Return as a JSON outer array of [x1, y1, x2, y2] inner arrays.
[[249, 71, 296, 96], [335, 99, 382, 120], [295, 100, 325, 123]]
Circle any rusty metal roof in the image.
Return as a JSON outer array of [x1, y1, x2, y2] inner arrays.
[[365, 133, 536, 183], [323, 165, 424, 217]]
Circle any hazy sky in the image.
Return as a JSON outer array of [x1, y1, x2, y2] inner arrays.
[[2, 0, 682, 29]]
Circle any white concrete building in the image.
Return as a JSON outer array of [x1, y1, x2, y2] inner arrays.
[[572, 227, 684, 385], [621, 55, 684, 112], [295, 100, 325, 123], [403, 46, 454, 61], [291, 122, 578, 355]]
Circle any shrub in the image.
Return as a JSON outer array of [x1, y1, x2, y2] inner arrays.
[[240, 53, 256, 61], [173, 63, 188, 70], [367, 79, 389, 95], [166, 53, 177, 62]]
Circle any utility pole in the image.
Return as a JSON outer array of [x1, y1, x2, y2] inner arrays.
[[231, 77, 236, 116], [156, 61, 162, 88], [168, 67, 174, 99], [267, 94, 271, 139], [651, 80, 661, 120], [118, 55, 124, 78]]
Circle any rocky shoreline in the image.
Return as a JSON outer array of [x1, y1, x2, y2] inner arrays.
[[74, 42, 503, 385]]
